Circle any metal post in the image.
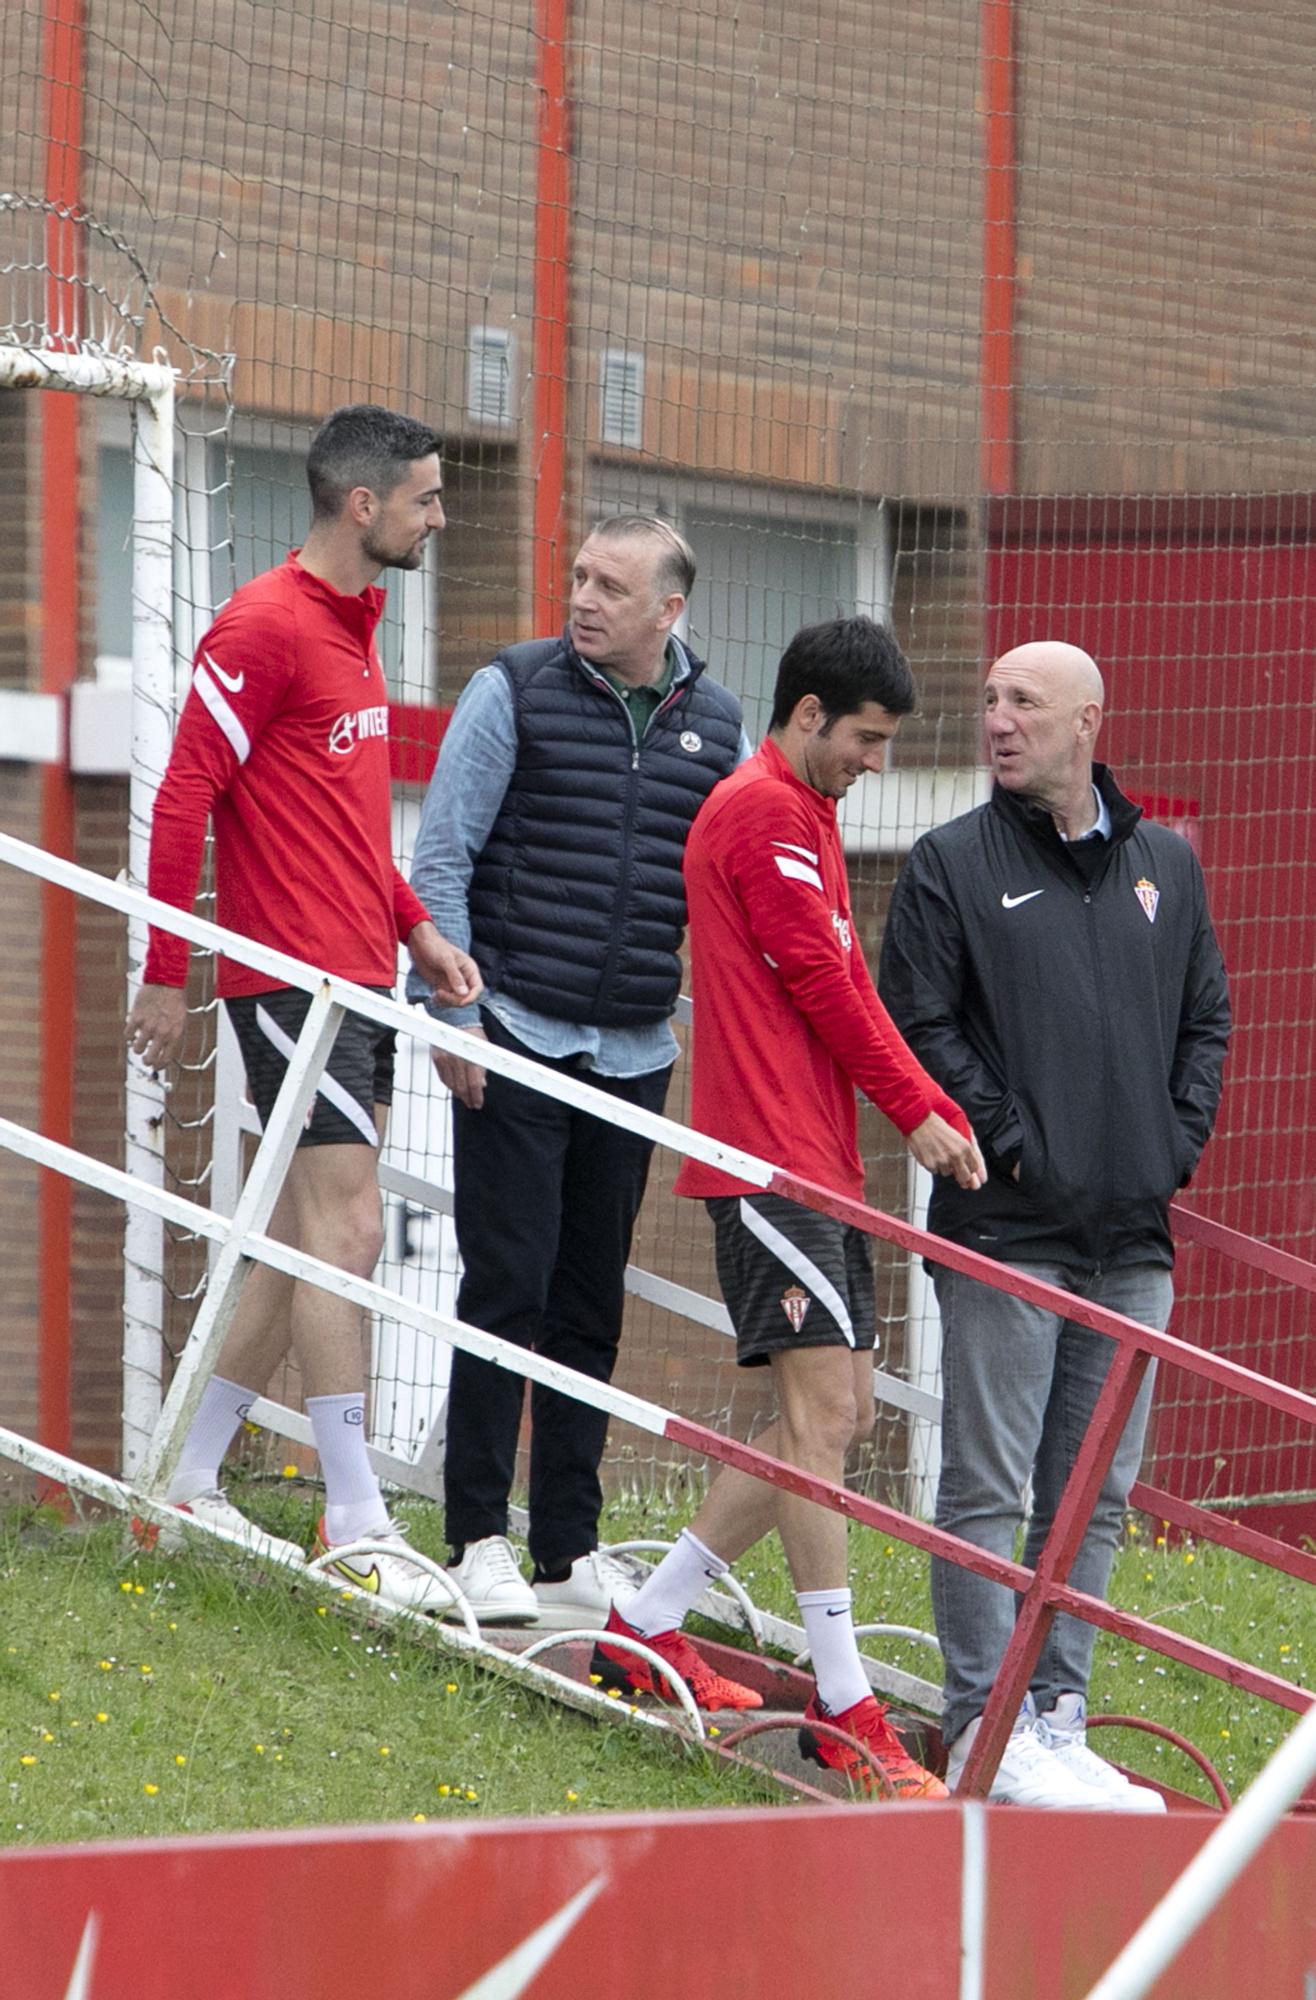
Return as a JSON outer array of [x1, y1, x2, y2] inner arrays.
[[122, 375, 177, 1478], [956, 1343, 1150, 1796], [135, 983, 344, 1496], [1084, 1695, 1316, 2000]]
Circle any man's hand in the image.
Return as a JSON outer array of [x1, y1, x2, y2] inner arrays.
[[906, 1111, 986, 1191], [433, 1024, 488, 1111], [407, 920, 483, 1009], [125, 984, 188, 1071]]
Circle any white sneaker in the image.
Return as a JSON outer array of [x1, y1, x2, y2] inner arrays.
[[532, 1549, 642, 1630], [314, 1515, 470, 1617], [136, 1489, 305, 1567], [1039, 1694, 1168, 1813], [947, 1696, 1111, 1808], [441, 1534, 539, 1625]]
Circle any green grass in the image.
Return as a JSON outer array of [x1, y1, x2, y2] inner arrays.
[[1, 1482, 1310, 1848], [607, 1492, 1311, 1806]]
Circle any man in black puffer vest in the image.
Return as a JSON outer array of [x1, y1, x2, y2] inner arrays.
[[409, 516, 745, 1627]]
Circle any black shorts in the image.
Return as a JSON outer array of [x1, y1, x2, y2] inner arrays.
[[225, 985, 395, 1150], [706, 1192, 877, 1369]]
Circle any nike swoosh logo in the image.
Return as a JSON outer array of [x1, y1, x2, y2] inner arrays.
[[203, 649, 245, 694], [455, 1877, 606, 1998], [1001, 890, 1044, 909], [825, 1606, 848, 1617], [62, 1913, 99, 2000], [328, 1556, 381, 1593]]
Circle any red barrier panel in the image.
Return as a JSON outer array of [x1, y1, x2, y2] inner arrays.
[[5, 1803, 1316, 1999]]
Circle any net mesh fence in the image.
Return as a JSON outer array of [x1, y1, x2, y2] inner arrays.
[[1, 0, 1314, 1516]]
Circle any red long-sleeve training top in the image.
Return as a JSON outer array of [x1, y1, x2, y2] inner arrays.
[[143, 555, 428, 997], [673, 738, 968, 1201]]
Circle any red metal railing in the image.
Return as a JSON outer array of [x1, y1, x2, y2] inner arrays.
[[681, 1165, 1316, 1800]]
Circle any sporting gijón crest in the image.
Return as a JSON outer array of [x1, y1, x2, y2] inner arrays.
[[1134, 877, 1160, 924], [780, 1285, 811, 1331]]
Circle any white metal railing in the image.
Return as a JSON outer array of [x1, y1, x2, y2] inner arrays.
[[5, 824, 1316, 1960], [1083, 1696, 1316, 1999], [0, 827, 776, 1493]]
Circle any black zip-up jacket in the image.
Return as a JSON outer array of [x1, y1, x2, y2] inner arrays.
[[878, 765, 1231, 1272]]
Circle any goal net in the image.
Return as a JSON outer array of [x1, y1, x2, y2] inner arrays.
[[2, 0, 1314, 1527]]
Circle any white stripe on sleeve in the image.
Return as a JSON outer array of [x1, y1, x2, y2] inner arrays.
[[194, 663, 252, 765], [773, 854, 825, 892]]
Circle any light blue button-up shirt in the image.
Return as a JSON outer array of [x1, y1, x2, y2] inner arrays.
[[407, 641, 750, 1079]]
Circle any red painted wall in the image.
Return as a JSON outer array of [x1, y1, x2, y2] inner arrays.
[[5, 1801, 1315, 1999]]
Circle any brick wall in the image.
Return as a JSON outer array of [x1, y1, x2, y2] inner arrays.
[[3, 0, 1316, 1489]]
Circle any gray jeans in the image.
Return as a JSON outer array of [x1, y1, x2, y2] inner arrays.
[[931, 1260, 1172, 1747]]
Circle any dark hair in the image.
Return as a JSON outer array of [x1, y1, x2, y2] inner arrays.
[[306, 404, 443, 520], [588, 514, 696, 599], [770, 616, 916, 730]]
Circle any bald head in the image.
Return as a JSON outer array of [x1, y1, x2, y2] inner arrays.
[[983, 639, 1106, 828], [990, 640, 1104, 709]]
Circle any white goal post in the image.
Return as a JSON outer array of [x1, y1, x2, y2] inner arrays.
[[0, 341, 176, 1475]]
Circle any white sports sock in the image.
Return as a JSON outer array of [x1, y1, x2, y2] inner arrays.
[[307, 1394, 389, 1544], [623, 1528, 729, 1637], [166, 1376, 253, 1504], [797, 1587, 871, 1715]]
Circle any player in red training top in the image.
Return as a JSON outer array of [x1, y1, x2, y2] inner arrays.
[[595, 617, 984, 1795], [125, 404, 480, 1608]]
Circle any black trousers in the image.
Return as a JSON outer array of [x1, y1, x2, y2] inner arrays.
[[444, 1009, 672, 1574]]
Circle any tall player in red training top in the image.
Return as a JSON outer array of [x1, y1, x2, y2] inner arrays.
[[125, 405, 480, 1608], [595, 617, 984, 1796]]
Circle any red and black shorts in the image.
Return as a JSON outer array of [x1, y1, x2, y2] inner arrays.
[[705, 1191, 877, 1369], [225, 985, 395, 1150]]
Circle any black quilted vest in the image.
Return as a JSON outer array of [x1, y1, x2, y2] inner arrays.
[[468, 636, 742, 1026]]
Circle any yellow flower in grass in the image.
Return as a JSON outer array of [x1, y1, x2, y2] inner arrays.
[[143, 1783, 159, 1796], [282, 1464, 299, 1478], [41, 1732, 55, 1745], [119, 1581, 133, 1594], [465, 1789, 478, 1802], [174, 1754, 187, 1767], [565, 1790, 579, 1803], [19, 1755, 36, 1768], [437, 1784, 450, 1797], [378, 1746, 391, 1758], [47, 1690, 60, 1702], [413, 1813, 427, 1823], [253, 1743, 265, 1755], [97, 1660, 113, 1672], [95, 1712, 109, 1725]]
